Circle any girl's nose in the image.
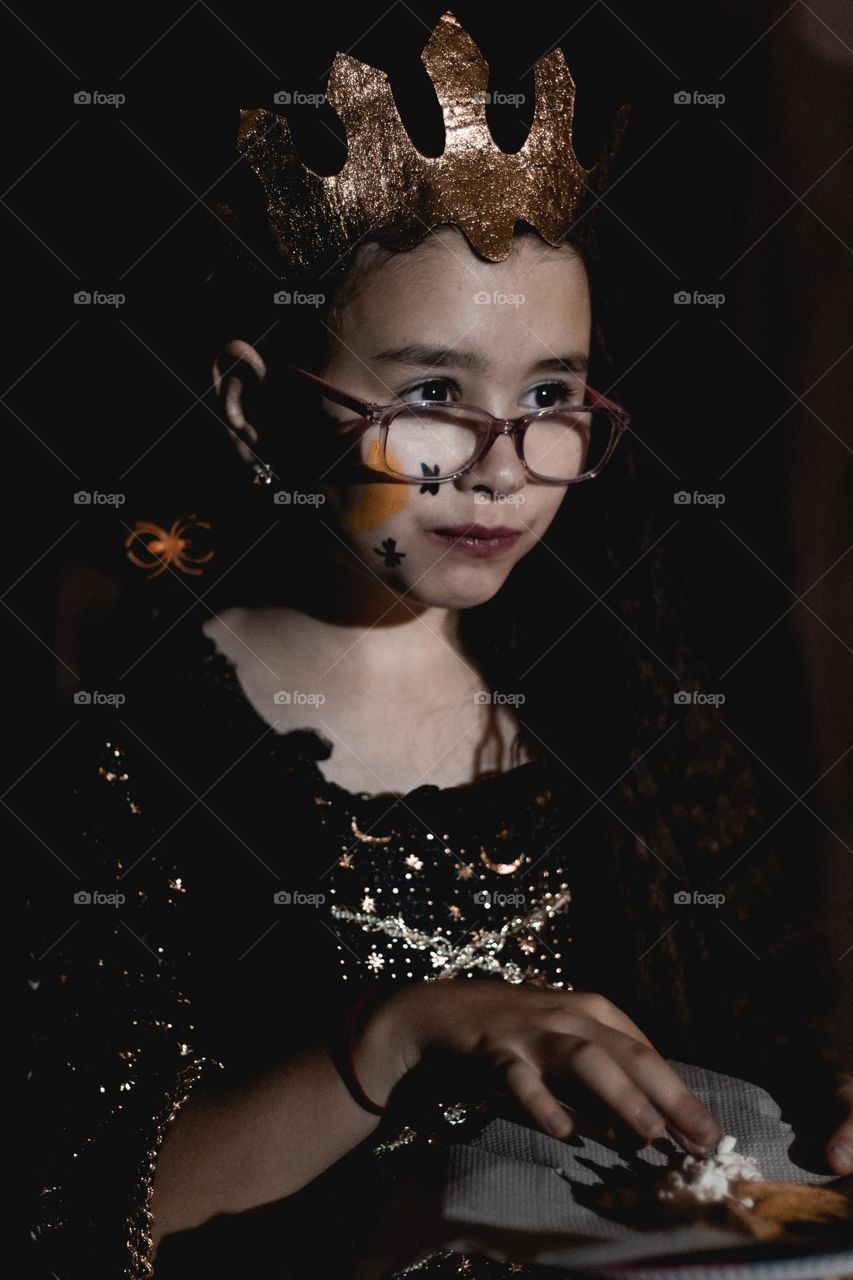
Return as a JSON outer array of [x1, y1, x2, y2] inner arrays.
[[455, 429, 527, 496]]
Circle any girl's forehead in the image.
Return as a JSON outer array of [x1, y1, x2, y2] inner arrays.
[[352, 224, 587, 277], [333, 235, 591, 343]]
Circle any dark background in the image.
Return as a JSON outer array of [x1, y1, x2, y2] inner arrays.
[[7, 1, 853, 1059]]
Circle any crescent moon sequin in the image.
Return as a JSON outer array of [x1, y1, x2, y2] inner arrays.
[[479, 844, 526, 875], [350, 816, 392, 844]]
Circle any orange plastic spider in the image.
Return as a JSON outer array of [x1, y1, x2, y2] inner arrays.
[[124, 514, 214, 579]]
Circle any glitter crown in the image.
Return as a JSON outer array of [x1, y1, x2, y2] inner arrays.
[[235, 10, 629, 280]]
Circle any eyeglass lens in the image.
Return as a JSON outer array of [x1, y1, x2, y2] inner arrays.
[[380, 402, 614, 481]]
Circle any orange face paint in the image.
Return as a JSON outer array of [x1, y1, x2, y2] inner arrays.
[[339, 438, 411, 534]]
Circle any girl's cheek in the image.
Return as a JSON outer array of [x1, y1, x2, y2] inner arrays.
[[338, 439, 412, 535]]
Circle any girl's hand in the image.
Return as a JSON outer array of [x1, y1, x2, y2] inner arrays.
[[382, 979, 721, 1154], [827, 1072, 853, 1175]]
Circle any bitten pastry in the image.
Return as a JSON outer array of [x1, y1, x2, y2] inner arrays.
[[655, 1135, 851, 1242]]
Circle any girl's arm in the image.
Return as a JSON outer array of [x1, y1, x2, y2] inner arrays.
[[149, 997, 411, 1247], [151, 974, 728, 1247]]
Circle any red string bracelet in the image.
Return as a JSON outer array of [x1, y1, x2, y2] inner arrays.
[[327, 985, 391, 1117]]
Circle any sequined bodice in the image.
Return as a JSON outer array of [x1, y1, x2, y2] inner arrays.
[[198, 628, 577, 996], [323, 785, 574, 989]]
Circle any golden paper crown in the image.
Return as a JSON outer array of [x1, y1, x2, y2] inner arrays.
[[236, 10, 629, 280]]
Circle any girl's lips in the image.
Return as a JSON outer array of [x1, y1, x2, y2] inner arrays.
[[431, 524, 520, 538], [425, 525, 523, 558]]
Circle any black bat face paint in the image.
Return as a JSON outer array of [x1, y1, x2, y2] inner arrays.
[[419, 463, 440, 495], [373, 537, 406, 567]]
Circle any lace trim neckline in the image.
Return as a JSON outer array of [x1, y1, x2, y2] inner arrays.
[[192, 615, 548, 808]]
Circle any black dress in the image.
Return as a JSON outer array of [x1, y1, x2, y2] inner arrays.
[[26, 604, 844, 1279]]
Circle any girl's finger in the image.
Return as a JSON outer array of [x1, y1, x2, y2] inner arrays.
[[594, 1026, 720, 1151], [547, 1035, 668, 1141], [502, 1055, 575, 1139]]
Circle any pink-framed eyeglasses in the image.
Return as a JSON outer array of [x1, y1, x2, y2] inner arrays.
[[291, 365, 630, 486]]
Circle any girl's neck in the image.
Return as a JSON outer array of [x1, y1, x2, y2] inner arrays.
[[250, 531, 467, 684]]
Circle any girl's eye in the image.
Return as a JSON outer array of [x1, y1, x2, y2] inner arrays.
[[396, 377, 584, 409], [523, 381, 583, 411], [399, 378, 456, 404]]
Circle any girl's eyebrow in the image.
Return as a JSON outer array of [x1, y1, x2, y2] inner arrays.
[[528, 353, 589, 376], [372, 344, 588, 377], [373, 344, 488, 373]]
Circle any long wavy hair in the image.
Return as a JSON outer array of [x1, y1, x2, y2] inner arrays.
[[198, 220, 838, 1083]]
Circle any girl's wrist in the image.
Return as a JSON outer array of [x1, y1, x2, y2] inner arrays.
[[344, 985, 422, 1111]]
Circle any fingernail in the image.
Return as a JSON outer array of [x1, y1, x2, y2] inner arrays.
[[636, 1105, 664, 1135], [670, 1128, 704, 1155], [828, 1140, 853, 1173], [547, 1111, 569, 1136], [670, 1124, 716, 1155], [689, 1116, 720, 1145]]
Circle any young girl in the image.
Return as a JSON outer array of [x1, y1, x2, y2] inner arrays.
[[30, 12, 852, 1278]]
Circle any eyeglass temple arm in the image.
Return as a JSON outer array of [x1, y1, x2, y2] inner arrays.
[[292, 366, 380, 421], [584, 384, 631, 431]]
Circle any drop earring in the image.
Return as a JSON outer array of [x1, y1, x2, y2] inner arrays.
[[251, 459, 274, 485]]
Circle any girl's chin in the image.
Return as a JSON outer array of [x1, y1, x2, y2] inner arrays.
[[399, 563, 513, 610]]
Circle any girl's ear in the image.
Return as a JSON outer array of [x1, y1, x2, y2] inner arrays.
[[211, 339, 268, 464]]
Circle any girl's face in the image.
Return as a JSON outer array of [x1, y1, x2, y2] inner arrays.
[[316, 227, 593, 609]]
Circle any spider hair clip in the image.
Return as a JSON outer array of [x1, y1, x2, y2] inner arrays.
[[124, 514, 215, 579]]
